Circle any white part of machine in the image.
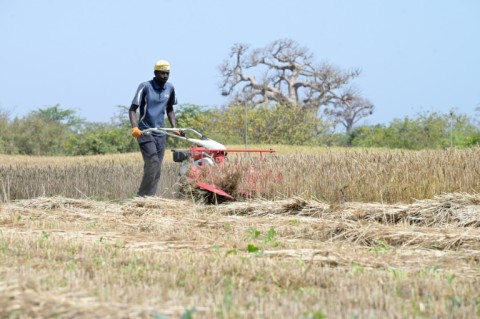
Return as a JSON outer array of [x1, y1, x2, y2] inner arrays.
[[140, 127, 223, 176], [141, 127, 226, 150], [179, 157, 215, 176], [183, 138, 226, 150]]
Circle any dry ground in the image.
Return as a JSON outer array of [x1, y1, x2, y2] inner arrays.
[[1, 194, 479, 318]]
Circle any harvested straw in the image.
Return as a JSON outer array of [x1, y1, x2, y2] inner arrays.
[[0, 280, 193, 319], [2, 193, 480, 318], [302, 220, 480, 250], [212, 193, 480, 227], [121, 196, 196, 216], [208, 197, 330, 217]]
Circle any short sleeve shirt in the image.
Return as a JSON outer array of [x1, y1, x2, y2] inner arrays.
[[131, 79, 177, 135]]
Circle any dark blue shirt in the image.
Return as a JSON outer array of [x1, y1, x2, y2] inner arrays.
[[131, 79, 177, 135]]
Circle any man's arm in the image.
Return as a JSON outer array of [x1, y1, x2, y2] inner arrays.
[[129, 104, 143, 138], [167, 111, 176, 129], [129, 104, 139, 128], [166, 102, 176, 128], [166, 87, 177, 128]]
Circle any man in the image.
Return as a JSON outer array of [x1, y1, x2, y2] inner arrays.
[[129, 60, 178, 197]]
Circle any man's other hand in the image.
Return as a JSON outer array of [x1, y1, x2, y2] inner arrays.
[[132, 127, 143, 138], [173, 129, 185, 137]]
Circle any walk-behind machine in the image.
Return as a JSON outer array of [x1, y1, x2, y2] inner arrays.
[[141, 127, 280, 203]]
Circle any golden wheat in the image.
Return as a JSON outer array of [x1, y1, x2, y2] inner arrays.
[[2, 147, 480, 203]]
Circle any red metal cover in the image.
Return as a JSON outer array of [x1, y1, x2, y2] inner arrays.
[[196, 182, 234, 199]]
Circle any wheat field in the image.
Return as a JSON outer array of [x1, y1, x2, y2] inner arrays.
[[1, 147, 480, 318], [2, 147, 480, 203]]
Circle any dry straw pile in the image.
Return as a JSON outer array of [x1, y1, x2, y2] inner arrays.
[[1, 193, 479, 318]]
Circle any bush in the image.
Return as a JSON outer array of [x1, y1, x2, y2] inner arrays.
[[67, 123, 138, 155]]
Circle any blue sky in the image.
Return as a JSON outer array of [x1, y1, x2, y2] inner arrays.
[[1, 0, 479, 127]]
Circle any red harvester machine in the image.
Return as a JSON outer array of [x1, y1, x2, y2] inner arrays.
[[141, 127, 280, 203]]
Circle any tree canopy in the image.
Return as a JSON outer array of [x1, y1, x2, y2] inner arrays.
[[219, 38, 373, 132], [0, 105, 479, 156]]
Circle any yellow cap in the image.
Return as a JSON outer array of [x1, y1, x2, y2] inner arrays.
[[154, 60, 170, 71]]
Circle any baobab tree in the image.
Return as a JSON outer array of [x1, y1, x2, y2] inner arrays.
[[219, 38, 373, 131], [324, 95, 374, 133]]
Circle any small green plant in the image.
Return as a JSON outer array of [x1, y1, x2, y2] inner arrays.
[[225, 248, 237, 256], [263, 227, 276, 243], [246, 227, 261, 239], [369, 239, 392, 254], [0, 239, 9, 254], [351, 261, 364, 273], [263, 227, 280, 247], [247, 244, 260, 253], [245, 227, 280, 250], [179, 307, 196, 319], [38, 230, 50, 248], [217, 280, 234, 319], [301, 309, 327, 319], [451, 295, 462, 309], [94, 257, 106, 267], [113, 241, 125, 249], [388, 266, 405, 279], [424, 265, 441, 273], [288, 219, 300, 226], [66, 258, 76, 272], [244, 227, 280, 254], [447, 273, 455, 284]]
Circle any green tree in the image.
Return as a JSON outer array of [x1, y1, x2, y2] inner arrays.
[[351, 110, 478, 149], [349, 124, 391, 148], [0, 105, 85, 155], [10, 105, 84, 155], [65, 105, 138, 155], [462, 133, 480, 147], [174, 104, 215, 132], [210, 103, 320, 145], [34, 104, 84, 130], [0, 109, 14, 153], [67, 122, 137, 155]]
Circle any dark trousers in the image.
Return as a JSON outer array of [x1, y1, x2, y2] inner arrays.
[[137, 134, 166, 197]]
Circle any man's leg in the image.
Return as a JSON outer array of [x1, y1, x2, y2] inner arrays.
[[150, 135, 166, 194], [137, 135, 164, 196]]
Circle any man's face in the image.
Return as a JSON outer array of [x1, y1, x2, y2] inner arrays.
[[154, 70, 170, 85]]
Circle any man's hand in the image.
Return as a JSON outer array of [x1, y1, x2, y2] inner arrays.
[[173, 129, 185, 137], [132, 127, 143, 138]]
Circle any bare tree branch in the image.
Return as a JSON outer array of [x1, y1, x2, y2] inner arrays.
[[219, 38, 371, 132], [324, 94, 374, 133]]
